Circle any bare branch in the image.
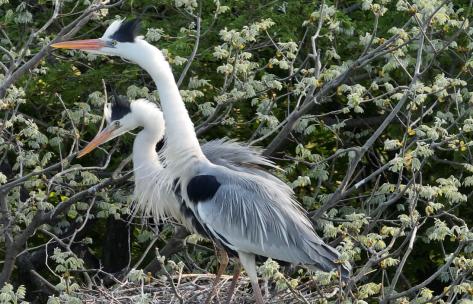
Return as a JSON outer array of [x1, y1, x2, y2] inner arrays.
[[177, 15, 201, 87]]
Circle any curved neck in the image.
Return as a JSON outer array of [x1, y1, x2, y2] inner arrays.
[[133, 40, 205, 160], [133, 123, 162, 179]]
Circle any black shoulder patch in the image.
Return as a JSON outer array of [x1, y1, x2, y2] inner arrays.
[[111, 95, 131, 121], [187, 175, 221, 203], [111, 19, 140, 43]]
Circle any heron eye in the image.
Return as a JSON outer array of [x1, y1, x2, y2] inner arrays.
[[111, 40, 118, 47], [114, 121, 120, 127]]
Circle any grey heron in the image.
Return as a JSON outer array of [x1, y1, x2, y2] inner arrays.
[[53, 19, 351, 303], [78, 95, 291, 302]]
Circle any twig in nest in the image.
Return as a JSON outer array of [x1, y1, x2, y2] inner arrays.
[[155, 248, 184, 304], [281, 276, 311, 304]]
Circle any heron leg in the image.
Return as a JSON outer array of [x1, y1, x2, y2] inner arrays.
[[205, 244, 229, 304], [238, 252, 264, 304], [225, 262, 241, 304]]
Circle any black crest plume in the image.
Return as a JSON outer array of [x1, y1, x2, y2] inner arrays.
[[110, 93, 131, 121], [111, 19, 141, 43]]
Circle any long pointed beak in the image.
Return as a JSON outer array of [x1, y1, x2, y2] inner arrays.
[[51, 39, 106, 50], [78, 124, 118, 158]]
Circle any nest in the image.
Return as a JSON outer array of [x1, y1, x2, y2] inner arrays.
[[74, 273, 341, 303]]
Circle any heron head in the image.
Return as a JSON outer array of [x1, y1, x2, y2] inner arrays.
[[78, 95, 136, 158], [78, 95, 165, 158], [51, 19, 142, 61]]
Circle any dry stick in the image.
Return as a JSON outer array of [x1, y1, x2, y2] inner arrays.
[[39, 229, 69, 249], [155, 248, 184, 304], [12, 31, 36, 74], [353, 162, 391, 190]]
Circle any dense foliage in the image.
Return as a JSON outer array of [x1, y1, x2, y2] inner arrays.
[[1, 0, 473, 303]]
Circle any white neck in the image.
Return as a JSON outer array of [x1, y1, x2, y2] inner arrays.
[[131, 114, 171, 222], [132, 40, 206, 161], [132, 121, 163, 182]]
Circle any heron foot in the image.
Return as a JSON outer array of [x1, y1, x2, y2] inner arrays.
[[205, 246, 229, 304], [224, 263, 241, 304]]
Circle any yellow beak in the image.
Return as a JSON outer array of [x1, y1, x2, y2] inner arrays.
[[78, 125, 117, 158], [51, 39, 106, 50]]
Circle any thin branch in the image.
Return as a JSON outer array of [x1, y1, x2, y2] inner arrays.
[[360, 13, 379, 57], [131, 236, 159, 270], [34, 0, 62, 38], [383, 241, 466, 301], [177, 16, 201, 87], [384, 225, 418, 300], [0, 154, 76, 192]]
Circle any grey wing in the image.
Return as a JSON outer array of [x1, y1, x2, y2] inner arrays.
[[193, 166, 348, 277], [202, 139, 278, 170], [201, 139, 290, 189]]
